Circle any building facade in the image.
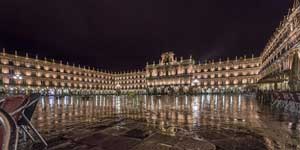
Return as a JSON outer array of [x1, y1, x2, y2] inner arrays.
[[0, 49, 260, 95], [0, 0, 299, 95], [0, 50, 115, 95], [258, 0, 300, 91], [146, 52, 260, 94], [114, 71, 147, 94]]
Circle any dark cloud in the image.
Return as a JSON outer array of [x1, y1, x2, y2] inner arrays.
[[0, 0, 294, 71]]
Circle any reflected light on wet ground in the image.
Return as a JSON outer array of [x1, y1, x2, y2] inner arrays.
[[31, 95, 300, 150]]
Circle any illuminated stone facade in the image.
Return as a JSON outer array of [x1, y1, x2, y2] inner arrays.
[[0, 50, 260, 95], [114, 71, 147, 94], [146, 52, 260, 94], [259, 0, 300, 91], [0, 50, 115, 95], [0, 0, 299, 95]]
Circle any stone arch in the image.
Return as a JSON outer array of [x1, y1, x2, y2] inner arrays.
[[288, 51, 300, 91], [191, 79, 200, 86]]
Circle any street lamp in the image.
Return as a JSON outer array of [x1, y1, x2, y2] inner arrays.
[[191, 79, 200, 86], [11, 74, 23, 94], [115, 84, 121, 95], [13, 74, 23, 80], [115, 84, 121, 89]]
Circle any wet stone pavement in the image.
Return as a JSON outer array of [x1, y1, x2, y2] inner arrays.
[[20, 95, 300, 150], [26, 118, 267, 150]]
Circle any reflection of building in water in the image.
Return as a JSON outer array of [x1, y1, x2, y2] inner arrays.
[[32, 95, 260, 135], [0, 1, 299, 94], [30, 95, 299, 148]]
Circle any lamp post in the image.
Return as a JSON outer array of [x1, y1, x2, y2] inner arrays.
[[115, 84, 121, 95], [12, 74, 23, 94], [191, 79, 200, 94], [0, 78, 4, 95], [13, 74, 23, 80]]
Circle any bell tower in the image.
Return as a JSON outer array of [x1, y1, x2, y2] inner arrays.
[[161, 52, 175, 64]]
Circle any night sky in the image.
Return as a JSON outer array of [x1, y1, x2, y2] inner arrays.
[[0, 0, 294, 71]]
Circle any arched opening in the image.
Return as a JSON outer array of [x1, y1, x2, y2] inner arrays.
[[288, 52, 300, 91]]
